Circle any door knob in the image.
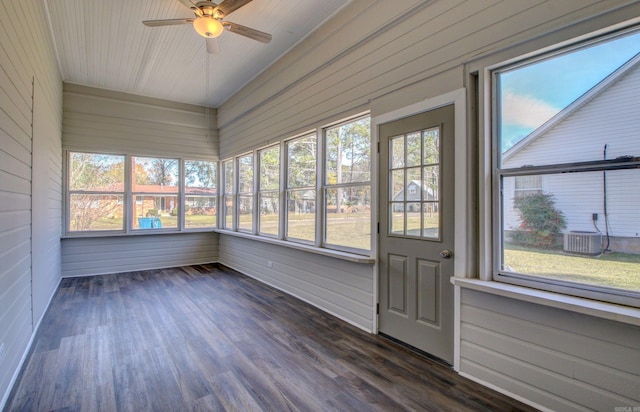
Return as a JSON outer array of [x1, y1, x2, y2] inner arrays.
[[440, 249, 453, 259]]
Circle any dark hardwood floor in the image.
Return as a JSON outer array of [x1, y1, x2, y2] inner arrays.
[[5, 264, 536, 411]]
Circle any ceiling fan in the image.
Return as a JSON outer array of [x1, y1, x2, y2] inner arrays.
[[143, 0, 272, 54]]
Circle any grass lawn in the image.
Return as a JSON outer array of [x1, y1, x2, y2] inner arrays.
[[504, 245, 640, 291]]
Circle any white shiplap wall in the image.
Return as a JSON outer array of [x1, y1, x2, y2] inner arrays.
[[61, 84, 219, 277], [216, 0, 640, 409], [62, 233, 218, 277], [460, 289, 640, 411], [0, 0, 63, 408]]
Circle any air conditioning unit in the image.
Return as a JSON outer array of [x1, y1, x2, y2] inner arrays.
[[563, 231, 602, 255]]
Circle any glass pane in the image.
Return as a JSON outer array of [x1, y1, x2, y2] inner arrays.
[[391, 170, 404, 201], [259, 192, 279, 236], [69, 194, 123, 231], [224, 160, 233, 194], [390, 205, 404, 235], [325, 117, 371, 184], [185, 196, 216, 228], [406, 167, 421, 200], [259, 145, 280, 191], [423, 202, 439, 238], [391, 136, 404, 169], [502, 170, 640, 292], [185, 160, 216, 189], [423, 165, 439, 201], [238, 195, 253, 231], [406, 132, 421, 167], [132, 157, 179, 193], [406, 202, 421, 236], [286, 189, 315, 242], [423, 128, 439, 165], [133, 195, 177, 229], [287, 135, 316, 188], [325, 186, 371, 250], [238, 155, 253, 194], [69, 153, 124, 191], [497, 31, 640, 167], [224, 195, 233, 229]]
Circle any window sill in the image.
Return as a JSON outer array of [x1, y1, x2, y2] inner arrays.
[[451, 277, 640, 327], [61, 228, 216, 239], [214, 229, 375, 264]]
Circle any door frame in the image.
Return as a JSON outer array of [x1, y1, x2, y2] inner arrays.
[[371, 88, 468, 370]]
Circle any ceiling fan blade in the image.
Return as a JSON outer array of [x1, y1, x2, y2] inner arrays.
[[215, 0, 252, 17], [206, 37, 220, 54], [223, 21, 271, 43], [143, 18, 194, 27]]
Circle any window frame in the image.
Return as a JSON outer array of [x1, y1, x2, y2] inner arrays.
[[221, 158, 234, 231], [486, 25, 640, 308], [64, 151, 218, 236], [257, 143, 281, 238], [236, 152, 255, 233], [322, 114, 372, 254]]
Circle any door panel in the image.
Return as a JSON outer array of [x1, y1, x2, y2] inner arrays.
[[378, 104, 454, 364]]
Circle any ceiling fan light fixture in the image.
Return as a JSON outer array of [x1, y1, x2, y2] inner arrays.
[[193, 17, 224, 38]]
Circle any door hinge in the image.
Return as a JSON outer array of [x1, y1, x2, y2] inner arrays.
[[376, 303, 379, 315], [377, 222, 380, 234], [377, 142, 380, 153]]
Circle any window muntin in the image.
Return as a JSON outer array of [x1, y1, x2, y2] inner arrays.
[[324, 116, 371, 252], [258, 145, 280, 236], [286, 134, 317, 243], [237, 154, 254, 232], [132, 156, 179, 229], [222, 160, 234, 230], [68, 152, 125, 231], [493, 29, 640, 303], [388, 128, 441, 239], [185, 160, 217, 229]]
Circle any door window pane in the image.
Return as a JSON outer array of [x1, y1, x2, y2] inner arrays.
[[388, 127, 441, 239]]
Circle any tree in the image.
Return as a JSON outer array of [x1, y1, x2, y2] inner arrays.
[[511, 192, 566, 248]]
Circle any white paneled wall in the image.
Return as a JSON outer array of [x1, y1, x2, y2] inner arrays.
[[60, 85, 219, 277], [460, 289, 640, 411], [0, 0, 63, 408], [62, 233, 218, 277], [219, 236, 375, 331]]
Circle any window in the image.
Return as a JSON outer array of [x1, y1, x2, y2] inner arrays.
[[66, 152, 216, 234], [492, 27, 640, 305], [132, 156, 179, 229], [222, 159, 234, 229], [514, 175, 542, 198], [237, 154, 254, 232], [324, 116, 371, 252], [286, 134, 317, 243], [68, 152, 125, 232], [258, 144, 280, 236], [389, 128, 441, 239], [185, 160, 217, 228]]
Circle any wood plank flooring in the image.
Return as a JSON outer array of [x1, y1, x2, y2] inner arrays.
[[5, 264, 537, 411]]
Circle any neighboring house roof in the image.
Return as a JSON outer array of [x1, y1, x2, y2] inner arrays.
[[393, 180, 436, 200], [502, 52, 640, 163]]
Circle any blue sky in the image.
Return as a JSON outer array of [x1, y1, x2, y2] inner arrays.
[[499, 31, 640, 151]]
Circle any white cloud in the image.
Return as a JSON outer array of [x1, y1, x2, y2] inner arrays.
[[501, 91, 558, 128]]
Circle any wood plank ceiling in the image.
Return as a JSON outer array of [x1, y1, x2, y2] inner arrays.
[[44, 0, 351, 107]]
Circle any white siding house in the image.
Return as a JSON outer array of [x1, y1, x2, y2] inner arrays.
[[502, 54, 640, 253]]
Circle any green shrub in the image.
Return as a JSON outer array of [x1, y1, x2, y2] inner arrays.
[[511, 192, 566, 248]]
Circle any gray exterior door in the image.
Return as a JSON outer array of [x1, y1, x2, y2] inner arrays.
[[378, 104, 455, 364]]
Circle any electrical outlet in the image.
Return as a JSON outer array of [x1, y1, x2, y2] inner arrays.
[[592, 213, 598, 221], [267, 261, 273, 268], [0, 342, 5, 361]]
